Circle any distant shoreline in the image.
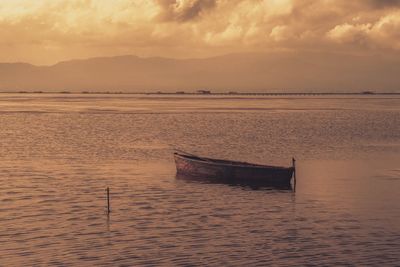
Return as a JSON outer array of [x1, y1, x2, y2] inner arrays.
[[0, 91, 399, 96]]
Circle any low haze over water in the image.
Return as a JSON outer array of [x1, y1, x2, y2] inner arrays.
[[0, 94, 399, 266]]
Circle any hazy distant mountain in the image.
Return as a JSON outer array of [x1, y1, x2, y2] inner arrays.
[[0, 52, 399, 92]]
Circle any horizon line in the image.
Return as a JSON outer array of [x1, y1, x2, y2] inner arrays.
[[1, 91, 399, 95]]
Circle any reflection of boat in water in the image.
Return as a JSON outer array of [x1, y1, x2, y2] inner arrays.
[[174, 151, 295, 187]]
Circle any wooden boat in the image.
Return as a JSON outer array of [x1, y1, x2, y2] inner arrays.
[[174, 151, 295, 186]]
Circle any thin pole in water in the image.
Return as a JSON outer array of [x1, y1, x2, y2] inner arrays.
[[292, 158, 296, 191], [106, 187, 111, 214]]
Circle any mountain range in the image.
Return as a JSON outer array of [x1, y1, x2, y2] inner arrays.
[[0, 52, 399, 92]]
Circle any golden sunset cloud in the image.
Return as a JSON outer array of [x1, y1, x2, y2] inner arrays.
[[0, 0, 399, 64]]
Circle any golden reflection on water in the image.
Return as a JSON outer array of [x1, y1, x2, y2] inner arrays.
[[0, 95, 399, 265]]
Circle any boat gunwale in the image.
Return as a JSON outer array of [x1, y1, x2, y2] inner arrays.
[[174, 152, 293, 171]]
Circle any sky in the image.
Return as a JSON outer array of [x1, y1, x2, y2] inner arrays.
[[0, 0, 400, 65]]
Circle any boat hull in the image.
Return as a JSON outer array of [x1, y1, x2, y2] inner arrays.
[[174, 153, 294, 186]]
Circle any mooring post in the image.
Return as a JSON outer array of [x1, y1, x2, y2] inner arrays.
[[292, 158, 296, 191], [106, 187, 111, 214]]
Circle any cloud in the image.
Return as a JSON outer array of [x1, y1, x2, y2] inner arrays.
[[0, 0, 400, 64], [368, 0, 400, 8], [370, 12, 400, 48], [327, 11, 400, 49], [270, 25, 291, 42], [327, 23, 372, 46], [156, 0, 216, 22]]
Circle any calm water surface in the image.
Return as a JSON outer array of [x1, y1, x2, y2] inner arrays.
[[0, 94, 399, 266]]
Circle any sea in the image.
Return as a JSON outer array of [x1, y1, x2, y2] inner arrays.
[[0, 93, 399, 266]]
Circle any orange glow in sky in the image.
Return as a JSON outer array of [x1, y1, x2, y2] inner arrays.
[[0, 0, 400, 65]]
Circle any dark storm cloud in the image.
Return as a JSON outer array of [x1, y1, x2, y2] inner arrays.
[[368, 0, 400, 8], [156, 0, 217, 22]]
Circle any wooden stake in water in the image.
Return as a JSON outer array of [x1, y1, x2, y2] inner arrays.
[[106, 187, 111, 214], [292, 158, 296, 191]]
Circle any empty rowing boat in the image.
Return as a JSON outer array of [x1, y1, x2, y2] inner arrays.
[[174, 151, 295, 186]]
